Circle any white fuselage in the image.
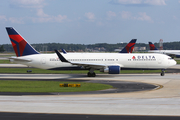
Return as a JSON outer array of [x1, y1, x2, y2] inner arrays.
[[11, 53, 176, 70]]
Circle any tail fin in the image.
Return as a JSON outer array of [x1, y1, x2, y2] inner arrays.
[[149, 42, 158, 50], [119, 39, 137, 53], [6, 27, 39, 57]]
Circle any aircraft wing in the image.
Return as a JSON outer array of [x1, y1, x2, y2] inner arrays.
[[148, 50, 180, 58], [9, 57, 32, 62], [54, 50, 121, 69], [69, 62, 107, 69], [164, 51, 180, 55], [71, 62, 122, 69], [164, 52, 180, 58], [164, 52, 176, 56]]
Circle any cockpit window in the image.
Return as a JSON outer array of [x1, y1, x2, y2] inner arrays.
[[168, 57, 173, 60]]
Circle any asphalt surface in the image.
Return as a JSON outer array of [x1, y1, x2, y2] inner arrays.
[[0, 74, 161, 120], [0, 112, 180, 120], [0, 74, 180, 118], [0, 79, 158, 95]]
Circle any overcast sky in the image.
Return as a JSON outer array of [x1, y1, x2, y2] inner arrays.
[[1, 0, 180, 45]]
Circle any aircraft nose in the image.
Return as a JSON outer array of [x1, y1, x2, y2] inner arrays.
[[172, 59, 177, 66]]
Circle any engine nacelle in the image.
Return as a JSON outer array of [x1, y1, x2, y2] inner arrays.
[[100, 66, 120, 74]]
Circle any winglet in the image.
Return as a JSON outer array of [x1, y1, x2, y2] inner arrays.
[[62, 49, 67, 54], [54, 49, 69, 63], [149, 42, 158, 50], [119, 39, 137, 53]]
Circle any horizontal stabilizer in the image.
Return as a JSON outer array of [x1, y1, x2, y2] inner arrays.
[[9, 57, 32, 62]]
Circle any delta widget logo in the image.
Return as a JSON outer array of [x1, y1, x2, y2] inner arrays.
[[132, 56, 156, 60]]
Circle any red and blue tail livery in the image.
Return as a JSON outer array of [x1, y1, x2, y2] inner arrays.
[[6, 27, 39, 57], [119, 39, 137, 53], [149, 42, 158, 50]]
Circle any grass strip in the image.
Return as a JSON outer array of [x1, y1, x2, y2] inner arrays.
[[0, 60, 12, 64], [176, 60, 180, 64], [0, 80, 112, 93]]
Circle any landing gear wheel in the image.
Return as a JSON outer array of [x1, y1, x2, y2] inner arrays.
[[87, 72, 96, 77], [87, 72, 91, 77], [161, 72, 164, 76], [92, 72, 96, 77], [161, 70, 165, 76]]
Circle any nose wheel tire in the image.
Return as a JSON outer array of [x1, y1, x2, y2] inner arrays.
[[161, 70, 165, 76]]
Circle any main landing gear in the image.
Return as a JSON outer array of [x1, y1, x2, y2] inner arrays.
[[87, 72, 96, 77], [87, 68, 96, 77], [161, 69, 165, 76]]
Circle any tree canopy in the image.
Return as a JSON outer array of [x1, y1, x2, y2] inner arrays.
[[0, 45, 5, 52], [1, 41, 180, 52]]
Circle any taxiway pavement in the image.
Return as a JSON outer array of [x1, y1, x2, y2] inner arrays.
[[0, 73, 180, 116]]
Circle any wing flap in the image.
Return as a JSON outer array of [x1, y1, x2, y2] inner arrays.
[[70, 62, 122, 68], [70, 62, 106, 68]]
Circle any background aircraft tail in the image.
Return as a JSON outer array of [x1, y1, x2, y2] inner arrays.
[[119, 39, 137, 53], [149, 42, 158, 50], [6, 27, 39, 57]]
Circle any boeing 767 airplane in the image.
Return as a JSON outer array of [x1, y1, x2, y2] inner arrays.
[[6, 27, 176, 77]]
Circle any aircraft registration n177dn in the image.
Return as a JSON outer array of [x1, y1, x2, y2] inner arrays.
[[6, 27, 176, 77]]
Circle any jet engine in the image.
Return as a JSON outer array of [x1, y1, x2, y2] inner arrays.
[[100, 66, 120, 74]]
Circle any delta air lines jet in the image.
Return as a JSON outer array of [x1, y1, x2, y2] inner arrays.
[[148, 42, 180, 58], [6, 27, 176, 77]]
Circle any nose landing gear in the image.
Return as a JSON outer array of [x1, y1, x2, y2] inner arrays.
[[161, 69, 165, 76]]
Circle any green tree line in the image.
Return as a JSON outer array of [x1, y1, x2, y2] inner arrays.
[[0, 45, 5, 52], [1, 41, 180, 52]]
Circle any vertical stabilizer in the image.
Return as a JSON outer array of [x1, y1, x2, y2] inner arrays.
[[149, 42, 158, 50], [119, 39, 137, 53], [6, 27, 39, 57]]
